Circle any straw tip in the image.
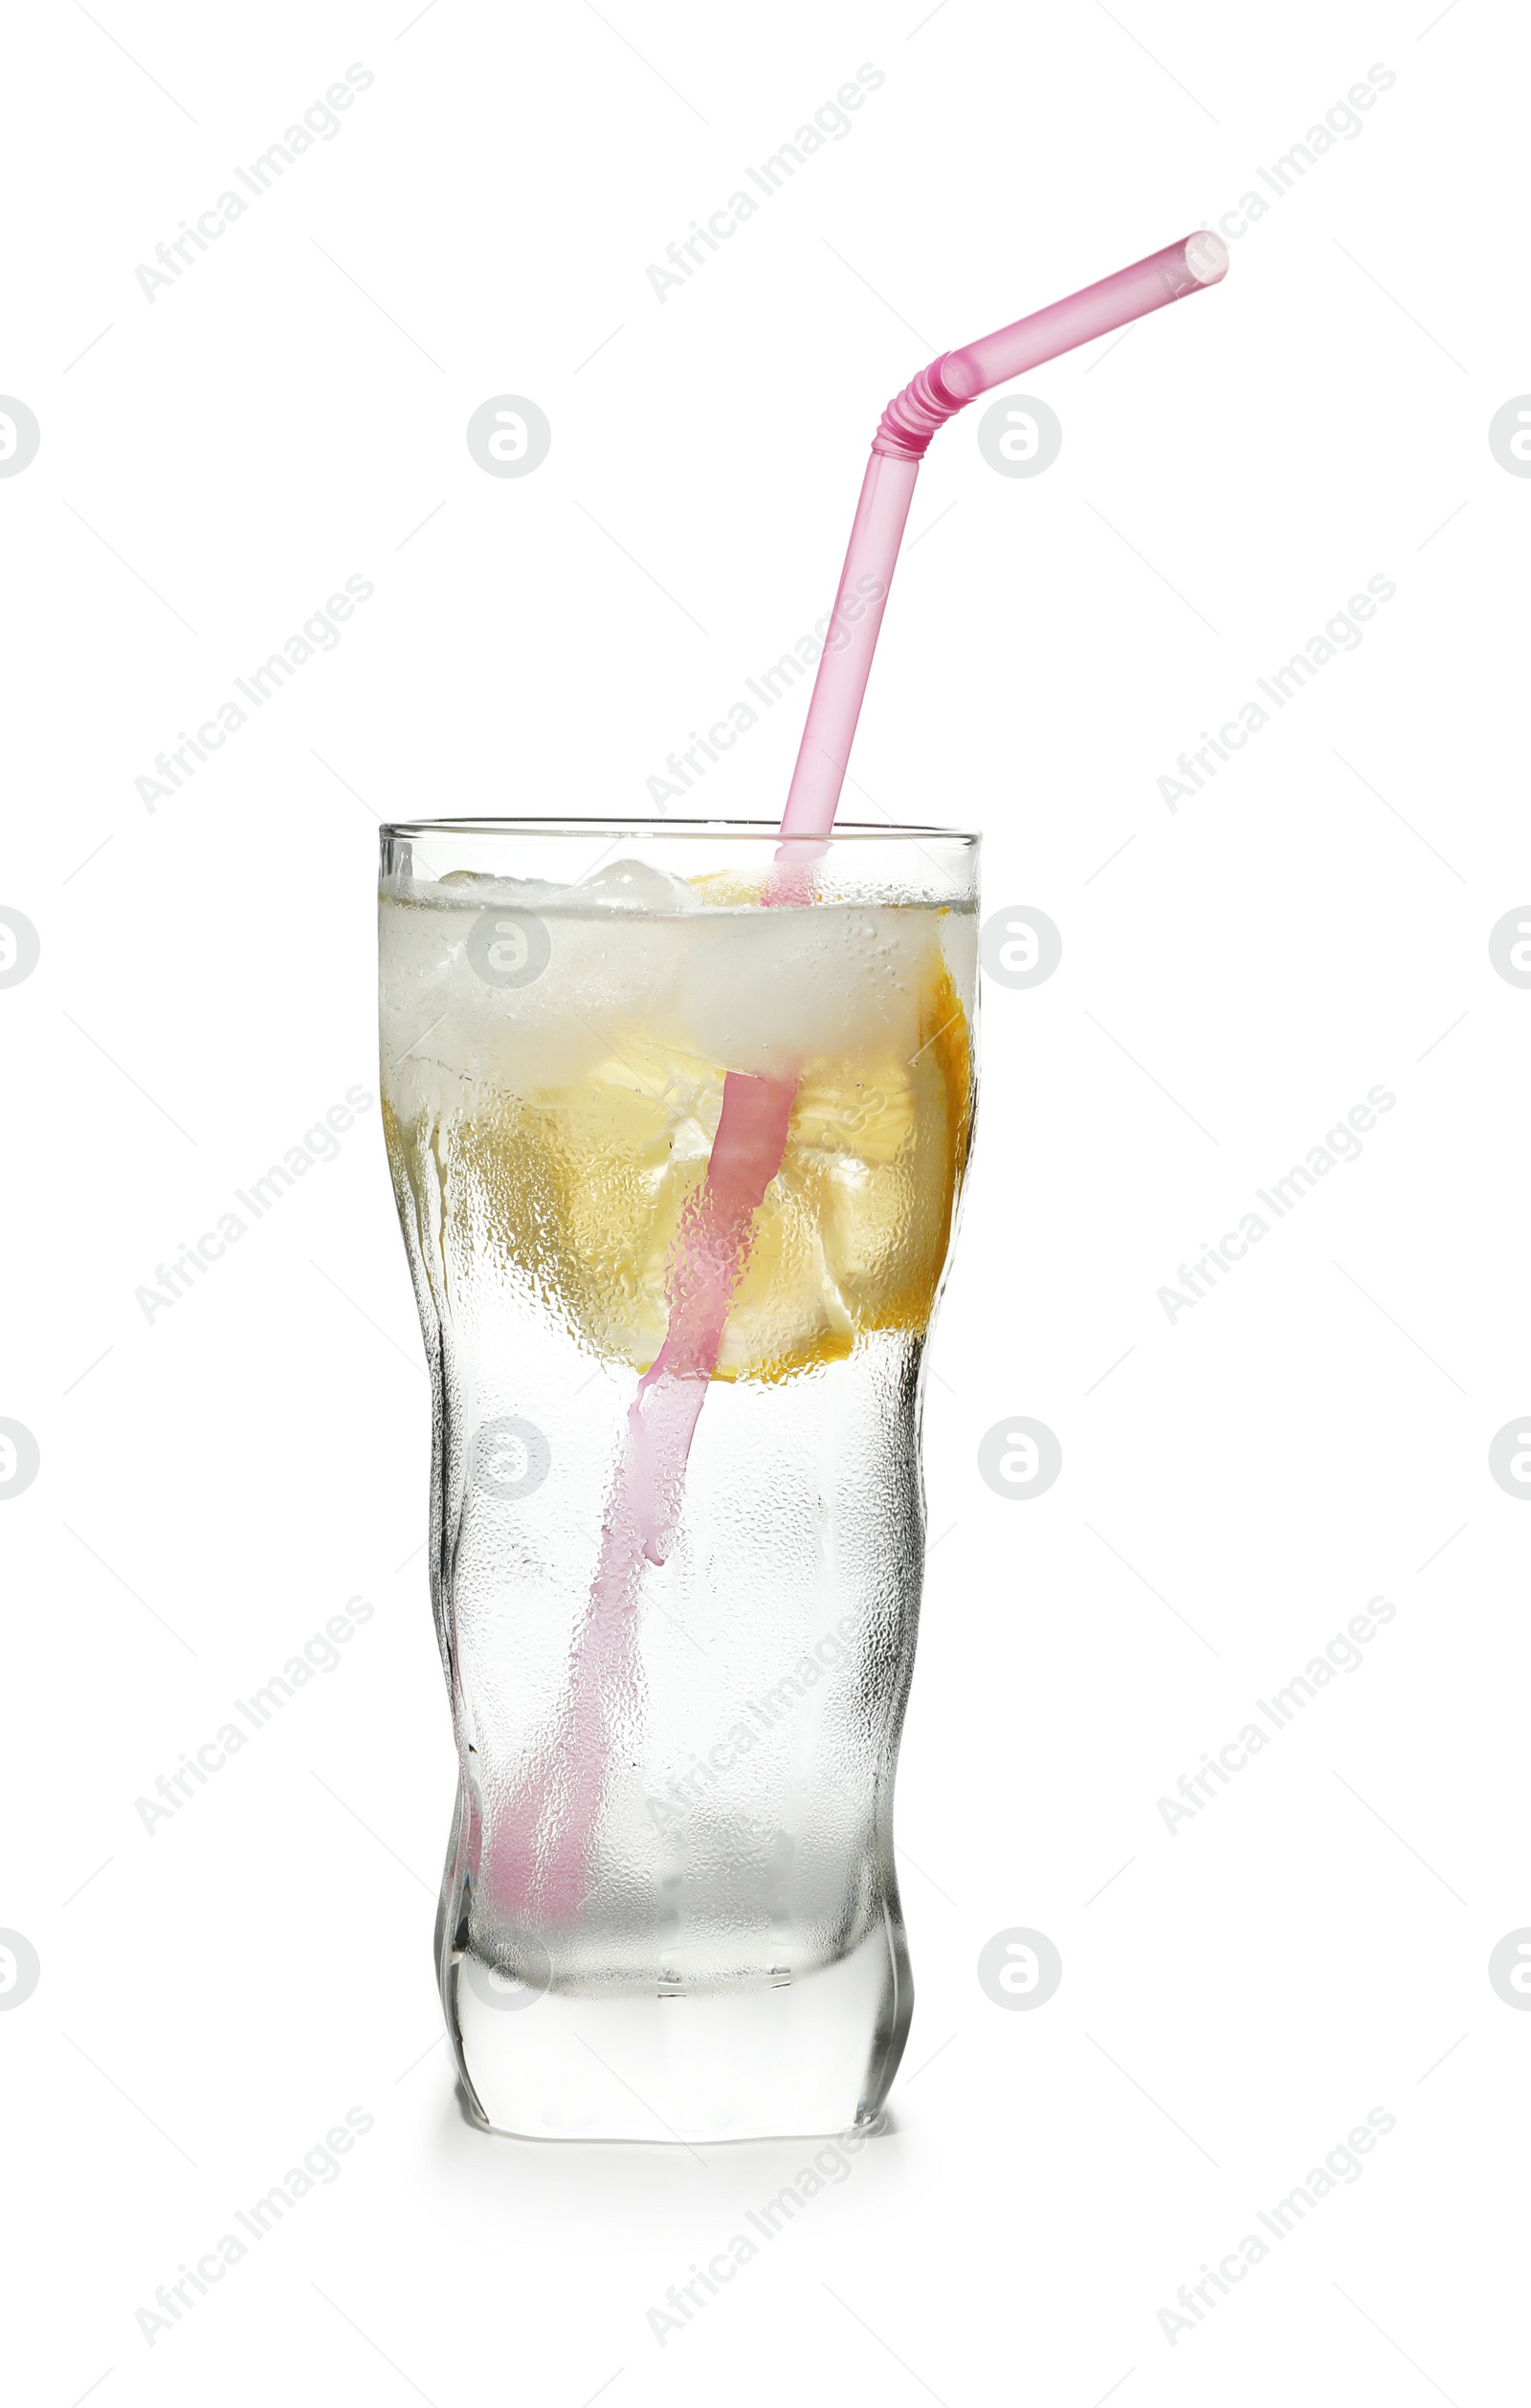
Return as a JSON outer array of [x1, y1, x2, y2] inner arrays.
[[1183, 230, 1230, 286]]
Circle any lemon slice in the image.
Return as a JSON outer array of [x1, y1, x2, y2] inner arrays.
[[387, 955, 971, 1381]]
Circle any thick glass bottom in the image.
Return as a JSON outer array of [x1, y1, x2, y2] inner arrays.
[[446, 1915, 911, 2144]]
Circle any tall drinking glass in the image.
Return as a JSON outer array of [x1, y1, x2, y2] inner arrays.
[[379, 820, 978, 2141]]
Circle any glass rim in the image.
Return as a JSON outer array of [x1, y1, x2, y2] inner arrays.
[[379, 816, 979, 846]]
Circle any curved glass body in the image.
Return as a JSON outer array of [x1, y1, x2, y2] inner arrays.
[[379, 820, 978, 2141]]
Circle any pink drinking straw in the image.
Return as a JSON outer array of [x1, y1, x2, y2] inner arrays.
[[488, 232, 1229, 1929], [780, 229, 1229, 838]]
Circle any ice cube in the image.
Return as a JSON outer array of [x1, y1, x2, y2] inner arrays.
[[577, 858, 694, 912], [437, 870, 566, 907]]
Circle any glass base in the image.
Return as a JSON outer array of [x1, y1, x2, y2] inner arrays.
[[447, 1918, 910, 2144]]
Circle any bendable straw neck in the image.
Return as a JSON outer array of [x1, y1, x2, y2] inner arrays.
[[872, 359, 967, 461]]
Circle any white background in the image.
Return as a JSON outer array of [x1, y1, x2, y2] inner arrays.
[[3, 0, 1526, 2400]]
